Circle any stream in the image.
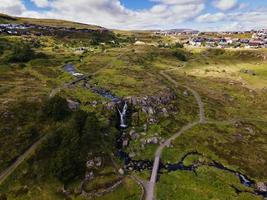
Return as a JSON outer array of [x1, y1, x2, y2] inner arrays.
[[63, 63, 120, 102], [115, 104, 267, 199], [63, 64, 266, 199]]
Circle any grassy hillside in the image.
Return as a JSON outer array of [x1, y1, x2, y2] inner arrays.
[[0, 13, 103, 30], [0, 16, 267, 199]]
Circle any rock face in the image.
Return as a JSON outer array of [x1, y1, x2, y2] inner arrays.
[[124, 90, 176, 107], [125, 90, 176, 124]]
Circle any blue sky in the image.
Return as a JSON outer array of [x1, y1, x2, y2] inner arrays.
[[1, 0, 267, 30]]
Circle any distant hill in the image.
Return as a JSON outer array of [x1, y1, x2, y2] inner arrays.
[[157, 28, 199, 34], [0, 13, 17, 23], [0, 13, 105, 30]]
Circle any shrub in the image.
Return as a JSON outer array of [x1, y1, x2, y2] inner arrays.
[[42, 96, 71, 121], [174, 42, 184, 48], [173, 50, 187, 61], [8, 43, 36, 63]]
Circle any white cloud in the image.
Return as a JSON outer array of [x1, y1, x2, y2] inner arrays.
[[25, 0, 205, 29], [213, 0, 238, 11], [196, 12, 225, 23], [31, 0, 50, 8], [150, 0, 205, 5], [196, 9, 267, 31], [0, 0, 26, 15], [229, 11, 267, 30], [0, 0, 266, 31]]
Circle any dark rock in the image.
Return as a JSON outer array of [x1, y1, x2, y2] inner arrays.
[[240, 69, 256, 76]]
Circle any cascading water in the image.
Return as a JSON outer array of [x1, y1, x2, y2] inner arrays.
[[117, 102, 128, 128]]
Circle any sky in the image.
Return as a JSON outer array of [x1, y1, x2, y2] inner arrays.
[[0, 0, 266, 31]]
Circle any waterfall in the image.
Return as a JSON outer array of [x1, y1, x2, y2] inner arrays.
[[239, 174, 251, 187], [117, 102, 128, 128]]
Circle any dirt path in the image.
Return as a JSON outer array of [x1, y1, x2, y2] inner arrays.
[[146, 71, 205, 200], [0, 135, 48, 186]]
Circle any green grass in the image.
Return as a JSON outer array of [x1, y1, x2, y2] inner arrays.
[[157, 166, 260, 200], [1, 29, 267, 200], [161, 122, 267, 182]]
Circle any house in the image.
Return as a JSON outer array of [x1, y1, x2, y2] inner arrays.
[[189, 38, 203, 47], [247, 40, 264, 48]]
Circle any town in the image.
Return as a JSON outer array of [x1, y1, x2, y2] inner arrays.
[[0, 23, 109, 36], [155, 29, 267, 49]]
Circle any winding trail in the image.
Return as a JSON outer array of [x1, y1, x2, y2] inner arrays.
[[146, 71, 206, 200]]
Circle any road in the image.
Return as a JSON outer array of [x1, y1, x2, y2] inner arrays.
[[0, 135, 48, 185], [146, 71, 206, 200]]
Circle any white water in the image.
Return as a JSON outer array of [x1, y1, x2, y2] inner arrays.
[[239, 174, 251, 186], [118, 102, 128, 128]]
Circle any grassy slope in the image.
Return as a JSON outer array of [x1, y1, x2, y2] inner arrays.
[[0, 13, 103, 30], [0, 24, 267, 200]]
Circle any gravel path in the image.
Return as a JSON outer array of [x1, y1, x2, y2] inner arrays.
[[146, 71, 206, 200]]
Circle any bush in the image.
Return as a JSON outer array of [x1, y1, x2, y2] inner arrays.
[[207, 48, 225, 56], [42, 96, 71, 121], [8, 43, 36, 63], [174, 42, 184, 48], [173, 50, 187, 61]]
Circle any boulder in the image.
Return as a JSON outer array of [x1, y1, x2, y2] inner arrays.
[[245, 127, 254, 134], [67, 99, 80, 110], [106, 102, 116, 110], [162, 108, 169, 117], [118, 168, 124, 175], [94, 157, 102, 167], [256, 182, 267, 192], [148, 107, 154, 115], [86, 160, 94, 168], [85, 171, 94, 181], [91, 101, 98, 107], [146, 137, 159, 144]]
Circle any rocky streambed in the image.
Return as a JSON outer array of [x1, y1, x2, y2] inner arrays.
[[63, 64, 267, 199], [115, 105, 267, 199]]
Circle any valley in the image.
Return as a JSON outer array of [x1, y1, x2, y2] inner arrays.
[[0, 13, 266, 200]]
